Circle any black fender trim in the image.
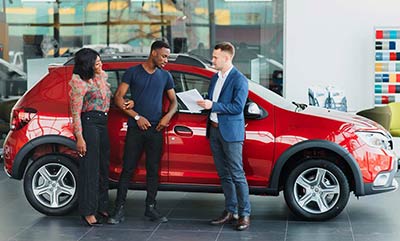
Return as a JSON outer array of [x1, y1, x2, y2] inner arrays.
[[11, 135, 76, 180], [269, 140, 365, 196]]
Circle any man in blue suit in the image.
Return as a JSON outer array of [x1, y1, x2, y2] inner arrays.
[[197, 42, 250, 231]]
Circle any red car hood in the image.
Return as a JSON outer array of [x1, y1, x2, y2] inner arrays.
[[303, 106, 385, 131]]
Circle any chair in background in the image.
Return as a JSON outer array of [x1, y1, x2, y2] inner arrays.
[[388, 102, 400, 137], [356, 105, 392, 131]]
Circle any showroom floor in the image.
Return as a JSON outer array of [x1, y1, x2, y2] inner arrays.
[[0, 161, 399, 241]]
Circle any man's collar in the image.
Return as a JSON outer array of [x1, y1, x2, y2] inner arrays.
[[218, 65, 234, 79]]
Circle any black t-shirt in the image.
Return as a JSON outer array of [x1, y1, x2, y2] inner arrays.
[[122, 65, 174, 126]]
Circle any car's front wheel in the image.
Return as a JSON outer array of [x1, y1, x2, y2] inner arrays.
[[23, 154, 78, 216], [284, 159, 350, 221]]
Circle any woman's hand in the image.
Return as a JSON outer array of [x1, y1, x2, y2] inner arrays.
[[76, 135, 87, 157]]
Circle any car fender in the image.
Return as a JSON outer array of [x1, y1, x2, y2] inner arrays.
[[11, 135, 76, 180], [269, 140, 364, 196]]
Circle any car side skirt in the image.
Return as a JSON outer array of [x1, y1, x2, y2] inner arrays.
[[109, 181, 279, 196]]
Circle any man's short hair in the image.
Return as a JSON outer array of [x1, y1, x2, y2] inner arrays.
[[151, 40, 170, 52], [214, 42, 235, 57]]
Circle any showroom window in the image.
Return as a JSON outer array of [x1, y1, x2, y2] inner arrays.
[[2, 0, 283, 95]]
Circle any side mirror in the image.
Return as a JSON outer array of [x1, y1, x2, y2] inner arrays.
[[244, 102, 261, 119]]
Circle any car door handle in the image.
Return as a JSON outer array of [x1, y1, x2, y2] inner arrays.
[[174, 126, 193, 137]]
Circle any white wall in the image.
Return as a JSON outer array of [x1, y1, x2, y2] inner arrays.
[[285, 0, 400, 112]]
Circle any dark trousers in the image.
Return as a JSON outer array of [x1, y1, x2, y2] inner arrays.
[[78, 111, 110, 216], [115, 125, 163, 207]]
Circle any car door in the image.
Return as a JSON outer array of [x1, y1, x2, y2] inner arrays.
[[167, 70, 275, 187], [166, 70, 219, 184]]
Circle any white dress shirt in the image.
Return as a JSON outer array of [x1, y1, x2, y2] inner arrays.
[[210, 66, 233, 123]]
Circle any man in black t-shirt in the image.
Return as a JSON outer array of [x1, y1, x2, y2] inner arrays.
[[108, 41, 177, 224]]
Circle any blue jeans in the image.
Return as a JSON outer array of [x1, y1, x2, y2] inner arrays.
[[209, 126, 251, 217]]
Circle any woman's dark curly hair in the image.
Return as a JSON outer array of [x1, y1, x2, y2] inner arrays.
[[73, 48, 100, 81]]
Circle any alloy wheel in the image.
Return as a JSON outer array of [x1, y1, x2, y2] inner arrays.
[[31, 163, 76, 209], [293, 167, 340, 214]]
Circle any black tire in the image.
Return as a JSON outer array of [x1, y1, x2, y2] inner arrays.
[[23, 154, 78, 216], [284, 159, 350, 221]]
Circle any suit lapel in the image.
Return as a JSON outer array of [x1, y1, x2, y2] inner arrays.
[[208, 74, 218, 100]]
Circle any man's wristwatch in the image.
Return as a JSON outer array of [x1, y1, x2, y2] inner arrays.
[[134, 114, 141, 121]]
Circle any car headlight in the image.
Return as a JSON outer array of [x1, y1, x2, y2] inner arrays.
[[355, 131, 392, 150]]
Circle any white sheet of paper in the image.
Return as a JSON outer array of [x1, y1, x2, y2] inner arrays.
[[176, 89, 205, 112]]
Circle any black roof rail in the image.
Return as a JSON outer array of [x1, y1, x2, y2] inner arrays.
[[64, 53, 212, 69], [174, 54, 210, 68]]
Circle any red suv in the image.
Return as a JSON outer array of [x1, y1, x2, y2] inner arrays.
[[2, 54, 398, 221]]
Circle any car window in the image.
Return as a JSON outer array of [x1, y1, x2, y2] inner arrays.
[[106, 69, 211, 109], [106, 71, 119, 95], [105, 70, 131, 98], [248, 81, 296, 111], [170, 71, 210, 112]]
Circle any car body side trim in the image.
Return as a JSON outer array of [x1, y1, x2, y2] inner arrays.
[[11, 135, 76, 180], [109, 181, 274, 195]]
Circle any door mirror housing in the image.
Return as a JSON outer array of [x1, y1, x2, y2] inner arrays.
[[244, 102, 262, 119]]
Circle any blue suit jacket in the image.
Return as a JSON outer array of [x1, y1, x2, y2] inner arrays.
[[207, 67, 249, 142]]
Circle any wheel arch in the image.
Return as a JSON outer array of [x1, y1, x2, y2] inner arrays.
[[11, 135, 77, 180], [269, 140, 364, 196]]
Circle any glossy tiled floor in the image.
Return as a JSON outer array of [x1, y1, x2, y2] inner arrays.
[[0, 161, 399, 241]]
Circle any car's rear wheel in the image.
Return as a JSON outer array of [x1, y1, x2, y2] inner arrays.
[[23, 154, 78, 216], [284, 159, 350, 221]]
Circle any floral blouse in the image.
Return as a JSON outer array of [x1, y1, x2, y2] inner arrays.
[[69, 71, 111, 136]]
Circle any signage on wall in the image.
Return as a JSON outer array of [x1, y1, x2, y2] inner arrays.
[[374, 28, 400, 105]]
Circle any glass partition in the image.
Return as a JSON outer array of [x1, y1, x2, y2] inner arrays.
[[2, 0, 284, 95]]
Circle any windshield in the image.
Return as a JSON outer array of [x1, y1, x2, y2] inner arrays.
[[248, 80, 296, 111]]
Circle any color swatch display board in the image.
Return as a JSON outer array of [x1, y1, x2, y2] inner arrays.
[[375, 28, 400, 105]]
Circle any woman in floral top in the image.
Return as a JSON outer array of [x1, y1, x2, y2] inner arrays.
[[69, 48, 112, 226]]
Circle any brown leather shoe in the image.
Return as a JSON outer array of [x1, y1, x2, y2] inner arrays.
[[210, 210, 237, 225], [235, 216, 250, 231]]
